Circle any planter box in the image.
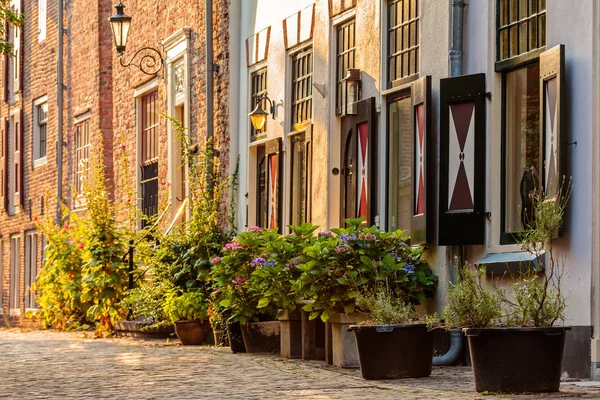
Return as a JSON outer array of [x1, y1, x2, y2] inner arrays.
[[329, 312, 368, 368], [115, 320, 174, 339], [350, 324, 433, 380], [174, 320, 210, 345], [241, 321, 281, 354], [466, 327, 569, 393], [300, 308, 326, 360], [279, 310, 302, 358]]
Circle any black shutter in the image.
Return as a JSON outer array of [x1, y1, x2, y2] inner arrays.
[[410, 76, 431, 245], [340, 97, 377, 227], [438, 73, 487, 245], [266, 138, 282, 233], [539, 45, 565, 199]]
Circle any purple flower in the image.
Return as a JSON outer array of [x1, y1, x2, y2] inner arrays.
[[336, 245, 352, 255], [248, 226, 263, 232], [391, 252, 398, 259], [264, 261, 276, 267], [251, 257, 266, 266], [364, 233, 376, 242], [403, 264, 415, 274], [318, 231, 333, 237], [340, 234, 357, 243], [211, 257, 222, 265]]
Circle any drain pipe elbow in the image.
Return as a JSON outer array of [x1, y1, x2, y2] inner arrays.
[[433, 329, 464, 366]]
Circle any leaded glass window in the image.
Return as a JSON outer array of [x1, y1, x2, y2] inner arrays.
[[498, 0, 546, 62], [388, 0, 419, 86]]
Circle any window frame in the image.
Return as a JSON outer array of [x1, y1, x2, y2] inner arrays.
[[500, 58, 541, 245], [495, 0, 546, 71], [288, 129, 312, 226], [24, 230, 38, 311], [74, 116, 91, 208], [33, 96, 48, 167], [38, 0, 46, 42], [335, 18, 356, 115], [250, 67, 268, 141], [9, 234, 20, 315], [290, 46, 314, 130], [387, 0, 420, 88]]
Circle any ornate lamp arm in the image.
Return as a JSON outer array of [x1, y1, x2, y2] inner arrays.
[[118, 47, 164, 76]]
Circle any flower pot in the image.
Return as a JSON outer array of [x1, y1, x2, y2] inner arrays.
[[213, 328, 229, 347], [349, 324, 433, 380], [465, 327, 569, 393], [174, 320, 210, 345], [228, 322, 246, 353], [329, 312, 368, 368], [240, 321, 281, 353]]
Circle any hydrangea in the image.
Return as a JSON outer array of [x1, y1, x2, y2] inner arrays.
[[251, 257, 266, 266], [336, 244, 352, 255], [234, 276, 248, 286], [340, 233, 358, 243], [248, 226, 263, 232], [391, 252, 398, 259], [286, 258, 301, 269], [263, 261, 276, 267], [224, 242, 243, 251], [403, 264, 415, 274], [318, 231, 333, 237], [211, 257, 222, 266]]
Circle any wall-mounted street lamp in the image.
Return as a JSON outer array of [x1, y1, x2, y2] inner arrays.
[[248, 93, 277, 131], [108, 2, 164, 76], [343, 68, 362, 116]]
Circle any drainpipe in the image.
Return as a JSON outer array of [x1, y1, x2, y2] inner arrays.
[[434, 0, 467, 367], [56, 0, 64, 224], [206, 0, 215, 189]]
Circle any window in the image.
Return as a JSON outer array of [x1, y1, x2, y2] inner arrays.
[[38, 0, 46, 42], [256, 145, 268, 228], [24, 231, 38, 310], [387, 93, 413, 234], [291, 47, 313, 128], [33, 99, 48, 164], [289, 132, 312, 226], [250, 67, 268, 140], [9, 235, 20, 314], [387, 0, 420, 86], [140, 91, 159, 224], [497, 0, 546, 62], [335, 19, 356, 115], [74, 118, 91, 202], [501, 62, 540, 242], [12, 112, 22, 209]]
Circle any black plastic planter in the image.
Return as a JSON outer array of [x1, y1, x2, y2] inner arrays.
[[349, 324, 433, 380], [241, 321, 281, 354], [465, 327, 569, 393], [228, 322, 246, 353]]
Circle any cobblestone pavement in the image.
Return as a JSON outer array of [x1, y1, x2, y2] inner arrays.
[[1, 329, 600, 400]]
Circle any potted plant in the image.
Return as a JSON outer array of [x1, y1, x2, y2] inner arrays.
[[212, 228, 281, 353], [164, 290, 210, 345], [349, 288, 435, 380], [445, 179, 572, 393]]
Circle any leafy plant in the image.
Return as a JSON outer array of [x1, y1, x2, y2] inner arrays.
[[357, 287, 414, 325], [164, 290, 209, 323], [443, 265, 503, 329], [120, 279, 173, 329]]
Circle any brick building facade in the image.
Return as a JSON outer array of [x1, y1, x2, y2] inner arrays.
[[0, 0, 231, 326]]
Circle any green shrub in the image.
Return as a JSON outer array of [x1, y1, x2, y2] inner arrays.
[[164, 291, 209, 323], [356, 288, 414, 325]]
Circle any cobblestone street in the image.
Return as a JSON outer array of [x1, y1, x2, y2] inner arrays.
[[1, 329, 600, 400]]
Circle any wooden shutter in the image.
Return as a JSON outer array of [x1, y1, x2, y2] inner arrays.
[[0, 118, 6, 212], [15, 0, 22, 93], [340, 97, 377, 227], [14, 110, 22, 207], [438, 73, 487, 245], [2, 21, 8, 101], [539, 45, 565, 199], [266, 138, 282, 233], [305, 125, 313, 223], [410, 76, 431, 245]]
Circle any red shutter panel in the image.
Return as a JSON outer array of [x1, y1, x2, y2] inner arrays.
[[410, 76, 431, 245], [266, 138, 282, 233], [539, 45, 565, 199], [438, 73, 487, 245], [14, 109, 21, 207]]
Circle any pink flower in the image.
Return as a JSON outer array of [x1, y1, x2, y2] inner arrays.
[[234, 276, 247, 286], [64, 224, 70, 230], [33, 216, 38, 222], [167, 182, 172, 187], [79, 243, 84, 249], [248, 226, 262, 233], [211, 257, 222, 265], [118, 144, 126, 151]]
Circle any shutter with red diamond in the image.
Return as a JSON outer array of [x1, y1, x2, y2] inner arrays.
[[539, 45, 564, 200], [411, 76, 431, 245], [439, 73, 486, 245], [266, 138, 282, 232], [340, 97, 377, 227]]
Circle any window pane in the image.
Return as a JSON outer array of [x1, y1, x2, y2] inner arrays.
[[539, 13, 546, 47], [519, 21, 527, 53], [519, 0, 528, 19], [500, 28, 509, 60], [504, 63, 540, 233], [510, 0, 519, 23], [509, 25, 518, 57], [529, 17, 538, 50], [500, 0, 509, 26], [387, 96, 412, 234]]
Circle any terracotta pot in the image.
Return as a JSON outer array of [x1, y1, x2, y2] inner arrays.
[[174, 320, 210, 345]]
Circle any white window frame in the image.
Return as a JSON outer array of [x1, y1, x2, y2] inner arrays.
[[38, 0, 46, 42], [163, 28, 191, 221], [33, 95, 48, 167], [24, 230, 38, 311], [9, 234, 20, 316], [73, 112, 91, 210]]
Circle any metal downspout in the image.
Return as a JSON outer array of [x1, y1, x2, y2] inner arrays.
[[56, 0, 64, 224], [434, 0, 467, 367]]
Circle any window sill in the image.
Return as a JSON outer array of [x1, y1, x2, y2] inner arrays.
[[476, 251, 544, 276], [9, 309, 21, 316], [33, 157, 48, 168]]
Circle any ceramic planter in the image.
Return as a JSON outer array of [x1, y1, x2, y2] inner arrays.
[[349, 323, 433, 380], [174, 320, 210, 345], [465, 327, 569, 393], [240, 321, 281, 353]]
